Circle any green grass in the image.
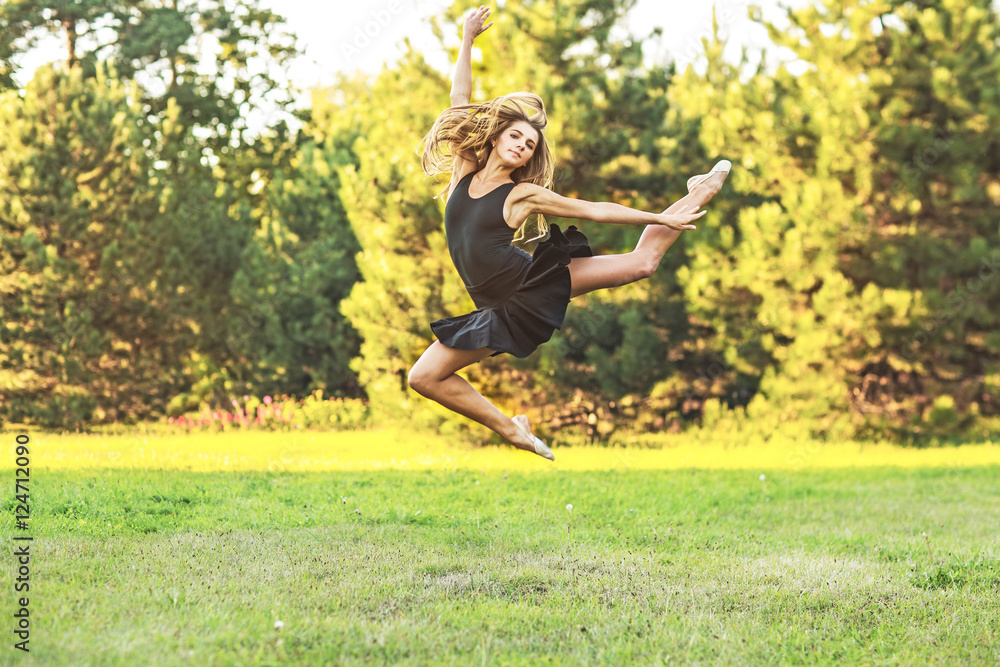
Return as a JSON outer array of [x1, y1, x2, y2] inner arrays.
[[4, 461, 999, 665]]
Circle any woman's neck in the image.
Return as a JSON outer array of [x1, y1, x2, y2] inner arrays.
[[476, 154, 515, 184]]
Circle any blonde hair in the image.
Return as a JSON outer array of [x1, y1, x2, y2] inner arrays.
[[421, 92, 554, 243]]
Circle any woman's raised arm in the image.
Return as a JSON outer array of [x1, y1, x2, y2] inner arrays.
[[451, 6, 493, 106], [507, 183, 707, 232], [445, 6, 493, 197]]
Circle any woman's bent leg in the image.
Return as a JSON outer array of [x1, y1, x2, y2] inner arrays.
[[407, 341, 536, 449], [567, 170, 729, 299]]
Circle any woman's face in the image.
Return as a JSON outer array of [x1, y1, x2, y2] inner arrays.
[[493, 121, 538, 169]]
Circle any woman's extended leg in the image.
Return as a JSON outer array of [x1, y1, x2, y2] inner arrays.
[[567, 169, 729, 299], [408, 341, 540, 452]]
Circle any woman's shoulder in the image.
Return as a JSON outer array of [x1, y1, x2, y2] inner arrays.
[[509, 181, 547, 198]]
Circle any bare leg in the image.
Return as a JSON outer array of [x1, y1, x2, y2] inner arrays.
[[408, 341, 539, 452], [567, 170, 729, 299]]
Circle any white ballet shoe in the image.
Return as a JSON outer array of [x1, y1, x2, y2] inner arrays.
[[512, 414, 553, 461], [532, 436, 555, 461], [686, 159, 732, 193]]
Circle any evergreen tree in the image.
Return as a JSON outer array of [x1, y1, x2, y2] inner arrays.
[[0, 0, 304, 260], [0, 0, 300, 149], [223, 138, 362, 401], [0, 65, 242, 427], [848, 0, 1000, 436], [667, 0, 1000, 438], [332, 57, 462, 424]]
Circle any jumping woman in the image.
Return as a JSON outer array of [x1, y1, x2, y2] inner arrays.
[[409, 5, 731, 460]]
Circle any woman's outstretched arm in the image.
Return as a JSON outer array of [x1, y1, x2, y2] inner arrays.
[[507, 183, 707, 232], [445, 6, 493, 199], [451, 6, 493, 106]]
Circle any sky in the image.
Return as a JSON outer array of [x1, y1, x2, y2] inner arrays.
[[13, 0, 809, 87], [10, 0, 810, 132], [273, 0, 805, 89]]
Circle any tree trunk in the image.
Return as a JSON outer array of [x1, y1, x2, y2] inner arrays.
[[63, 19, 76, 68]]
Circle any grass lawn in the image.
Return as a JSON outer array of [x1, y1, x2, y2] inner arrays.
[[1, 428, 998, 665]]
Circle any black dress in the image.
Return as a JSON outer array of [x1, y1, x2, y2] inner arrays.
[[430, 171, 593, 358]]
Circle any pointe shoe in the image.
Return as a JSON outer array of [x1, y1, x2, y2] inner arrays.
[[532, 436, 555, 461], [686, 159, 732, 193]]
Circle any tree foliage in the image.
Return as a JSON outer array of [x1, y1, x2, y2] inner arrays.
[[670, 0, 1000, 439], [0, 0, 299, 145], [222, 138, 362, 404], [0, 65, 243, 427], [2, 0, 997, 439], [334, 0, 999, 440], [0, 4, 362, 428]]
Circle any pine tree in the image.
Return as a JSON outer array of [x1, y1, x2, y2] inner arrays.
[[0, 65, 243, 427], [0, 0, 300, 150], [332, 57, 462, 424], [849, 0, 1000, 436], [666, 0, 1000, 438], [224, 138, 362, 400]]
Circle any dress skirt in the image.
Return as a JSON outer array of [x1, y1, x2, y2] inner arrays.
[[430, 224, 593, 358]]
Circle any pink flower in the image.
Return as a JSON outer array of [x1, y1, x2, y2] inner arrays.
[[263, 396, 272, 405]]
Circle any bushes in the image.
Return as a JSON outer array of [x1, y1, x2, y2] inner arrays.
[[297, 390, 369, 431], [167, 391, 368, 433]]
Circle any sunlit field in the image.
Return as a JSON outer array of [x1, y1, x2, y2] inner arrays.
[[17, 427, 1000, 472], [2, 429, 998, 666]]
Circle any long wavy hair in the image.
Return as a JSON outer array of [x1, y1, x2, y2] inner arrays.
[[420, 92, 554, 243]]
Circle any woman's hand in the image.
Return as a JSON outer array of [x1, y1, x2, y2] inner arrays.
[[451, 6, 491, 106], [656, 204, 707, 231], [462, 5, 493, 44]]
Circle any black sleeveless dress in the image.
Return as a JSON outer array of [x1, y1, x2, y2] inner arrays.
[[430, 171, 593, 358]]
